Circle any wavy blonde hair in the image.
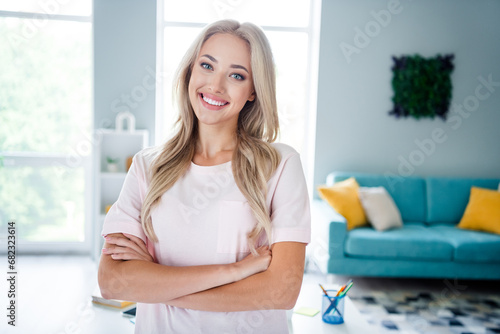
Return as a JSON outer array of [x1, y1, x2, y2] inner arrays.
[[141, 20, 281, 254]]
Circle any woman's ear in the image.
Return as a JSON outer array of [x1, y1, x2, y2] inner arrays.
[[248, 91, 256, 102]]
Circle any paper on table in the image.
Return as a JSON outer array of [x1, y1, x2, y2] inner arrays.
[[294, 306, 320, 317]]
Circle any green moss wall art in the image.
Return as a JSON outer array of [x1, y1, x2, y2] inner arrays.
[[389, 54, 454, 120]]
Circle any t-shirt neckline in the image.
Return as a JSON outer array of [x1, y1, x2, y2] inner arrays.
[[189, 160, 232, 174]]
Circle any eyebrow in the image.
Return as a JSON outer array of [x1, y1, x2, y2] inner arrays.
[[201, 54, 249, 74]]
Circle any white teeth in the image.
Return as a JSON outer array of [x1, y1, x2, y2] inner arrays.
[[202, 95, 227, 106]]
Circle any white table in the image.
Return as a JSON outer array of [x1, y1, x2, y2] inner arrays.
[[290, 283, 373, 333], [84, 284, 373, 334], [81, 303, 136, 334]]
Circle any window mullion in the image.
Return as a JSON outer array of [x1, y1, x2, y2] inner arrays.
[[0, 10, 91, 22], [1, 153, 87, 168]]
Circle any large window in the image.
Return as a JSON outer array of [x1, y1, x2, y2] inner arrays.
[[0, 2, 92, 252], [156, 0, 320, 189]]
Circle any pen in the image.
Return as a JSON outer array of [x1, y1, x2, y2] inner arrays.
[[339, 281, 354, 297], [319, 284, 332, 300], [335, 279, 352, 297]]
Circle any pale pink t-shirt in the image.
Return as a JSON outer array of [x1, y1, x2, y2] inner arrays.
[[101, 142, 311, 334]]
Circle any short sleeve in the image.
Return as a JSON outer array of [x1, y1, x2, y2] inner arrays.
[[101, 152, 148, 244], [269, 150, 311, 245]]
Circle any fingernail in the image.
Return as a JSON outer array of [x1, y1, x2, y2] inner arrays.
[[102, 248, 108, 253]]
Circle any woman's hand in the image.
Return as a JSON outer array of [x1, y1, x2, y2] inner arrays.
[[102, 233, 153, 262], [232, 246, 272, 281]]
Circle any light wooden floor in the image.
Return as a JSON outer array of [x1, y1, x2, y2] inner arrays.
[[1, 255, 498, 334]]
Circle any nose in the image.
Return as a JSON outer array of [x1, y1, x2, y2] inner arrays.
[[208, 73, 225, 94]]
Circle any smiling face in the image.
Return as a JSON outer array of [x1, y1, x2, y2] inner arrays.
[[188, 33, 255, 130]]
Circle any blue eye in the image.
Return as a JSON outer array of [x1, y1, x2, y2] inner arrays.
[[231, 73, 244, 80], [201, 62, 212, 70]]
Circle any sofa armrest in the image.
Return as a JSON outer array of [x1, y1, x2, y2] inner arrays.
[[329, 220, 347, 259], [310, 200, 348, 270]]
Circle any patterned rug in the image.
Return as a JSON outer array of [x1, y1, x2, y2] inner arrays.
[[350, 291, 500, 334]]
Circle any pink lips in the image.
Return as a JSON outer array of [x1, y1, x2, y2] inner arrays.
[[199, 93, 229, 111]]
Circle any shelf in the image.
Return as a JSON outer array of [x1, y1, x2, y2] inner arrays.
[[93, 128, 149, 261], [97, 128, 149, 136], [100, 172, 127, 179]]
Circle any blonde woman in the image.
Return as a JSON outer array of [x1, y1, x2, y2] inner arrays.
[[98, 20, 310, 333]]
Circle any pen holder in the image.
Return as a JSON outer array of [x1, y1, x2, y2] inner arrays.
[[321, 290, 345, 324]]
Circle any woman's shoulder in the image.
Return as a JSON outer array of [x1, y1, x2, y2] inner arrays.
[[270, 142, 299, 161], [268, 143, 304, 185], [132, 145, 162, 169]]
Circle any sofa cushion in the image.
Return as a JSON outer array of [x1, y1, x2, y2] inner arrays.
[[327, 172, 426, 223], [429, 225, 500, 263], [317, 178, 368, 230], [358, 187, 403, 231], [426, 177, 500, 225], [344, 223, 453, 261], [457, 187, 500, 235]]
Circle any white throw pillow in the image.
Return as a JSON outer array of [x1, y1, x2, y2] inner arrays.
[[357, 187, 403, 231]]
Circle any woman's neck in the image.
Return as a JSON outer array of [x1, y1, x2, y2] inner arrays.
[[193, 123, 237, 166]]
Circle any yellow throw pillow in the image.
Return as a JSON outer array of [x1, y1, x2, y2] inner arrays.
[[458, 186, 500, 235], [318, 177, 368, 230]]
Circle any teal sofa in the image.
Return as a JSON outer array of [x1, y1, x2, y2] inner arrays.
[[310, 172, 500, 279]]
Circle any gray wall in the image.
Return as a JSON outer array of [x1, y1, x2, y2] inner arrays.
[[93, 0, 156, 144], [314, 0, 500, 190]]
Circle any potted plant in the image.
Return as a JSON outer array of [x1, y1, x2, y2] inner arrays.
[[106, 156, 119, 173]]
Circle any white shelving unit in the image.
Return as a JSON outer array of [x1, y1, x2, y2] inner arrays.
[[92, 128, 149, 260]]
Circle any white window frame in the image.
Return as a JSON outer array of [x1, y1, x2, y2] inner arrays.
[[0, 9, 93, 254]]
